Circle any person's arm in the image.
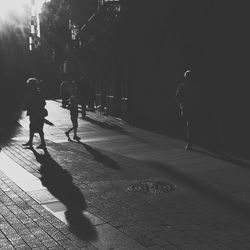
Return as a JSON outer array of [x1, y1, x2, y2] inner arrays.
[[175, 84, 184, 116], [175, 84, 183, 104]]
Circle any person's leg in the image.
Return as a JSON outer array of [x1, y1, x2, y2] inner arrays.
[[65, 114, 75, 139], [23, 130, 34, 146], [61, 92, 67, 108], [72, 118, 80, 140], [37, 130, 46, 149], [81, 102, 86, 118], [73, 127, 77, 136], [23, 122, 34, 146], [65, 127, 74, 138], [36, 121, 46, 148], [73, 133, 80, 141], [185, 119, 192, 150]]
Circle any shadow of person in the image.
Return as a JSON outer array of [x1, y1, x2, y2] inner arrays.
[[30, 148, 97, 241], [77, 141, 121, 170], [192, 148, 250, 170], [83, 116, 126, 133]]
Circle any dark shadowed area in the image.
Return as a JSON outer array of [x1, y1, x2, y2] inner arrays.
[[79, 141, 121, 170], [149, 160, 250, 217], [0, 21, 29, 145], [30, 148, 98, 241]]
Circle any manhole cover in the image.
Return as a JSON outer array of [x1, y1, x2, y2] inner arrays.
[[127, 181, 175, 195]]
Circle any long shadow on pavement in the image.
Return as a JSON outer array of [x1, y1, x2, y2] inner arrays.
[[30, 148, 98, 241], [83, 116, 127, 133], [75, 141, 121, 170], [192, 148, 250, 170], [149, 161, 250, 217]]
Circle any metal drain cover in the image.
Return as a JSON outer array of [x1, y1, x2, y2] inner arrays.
[[127, 181, 175, 195]]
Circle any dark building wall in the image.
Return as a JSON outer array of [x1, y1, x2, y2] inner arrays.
[[61, 0, 249, 156], [204, 2, 250, 155], [124, 0, 250, 156]]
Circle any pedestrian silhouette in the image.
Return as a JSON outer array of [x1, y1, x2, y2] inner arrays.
[[78, 74, 89, 118], [60, 80, 71, 108], [65, 82, 80, 141], [176, 70, 199, 150], [23, 78, 47, 149]]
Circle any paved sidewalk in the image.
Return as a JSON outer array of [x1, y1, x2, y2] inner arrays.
[[0, 153, 96, 250], [1, 100, 250, 249]]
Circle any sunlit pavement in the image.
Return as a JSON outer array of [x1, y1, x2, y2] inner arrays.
[[1, 100, 250, 249]]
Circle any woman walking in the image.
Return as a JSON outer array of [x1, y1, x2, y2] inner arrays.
[[23, 78, 47, 149], [65, 83, 80, 141]]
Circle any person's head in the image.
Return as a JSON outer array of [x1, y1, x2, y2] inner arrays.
[[26, 78, 40, 93], [184, 69, 192, 82]]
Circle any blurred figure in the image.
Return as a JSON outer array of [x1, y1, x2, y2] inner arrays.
[[22, 78, 47, 149], [0, 77, 24, 146], [78, 74, 89, 118], [65, 83, 80, 141], [176, 70, 199, 150], [60, 80, 72, 108]]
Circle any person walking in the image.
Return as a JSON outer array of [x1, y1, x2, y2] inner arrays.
[[65, 84, 80, 141], [176, 69, 199, 150], [60, 80, 71, 108], [23, 78, 47, 149]]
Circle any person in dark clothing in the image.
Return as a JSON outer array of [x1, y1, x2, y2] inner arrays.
[[60, 80, 71, 108], [65, 84, 80, 141], [176, 70, 199, 150], [23, 78, 47, 149]]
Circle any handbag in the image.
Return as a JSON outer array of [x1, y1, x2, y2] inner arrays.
[[42, 108, 48, 117]]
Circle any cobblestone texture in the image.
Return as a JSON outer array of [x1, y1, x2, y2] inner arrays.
[[0, 170, 96, 249]]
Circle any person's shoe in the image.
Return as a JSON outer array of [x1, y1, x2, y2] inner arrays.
[[73, 135, 80, 141], [37, 144, 46, 149], [65, 132, 71, 141], [185, 143, 192, 151], [22, 142, 33, 147]]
